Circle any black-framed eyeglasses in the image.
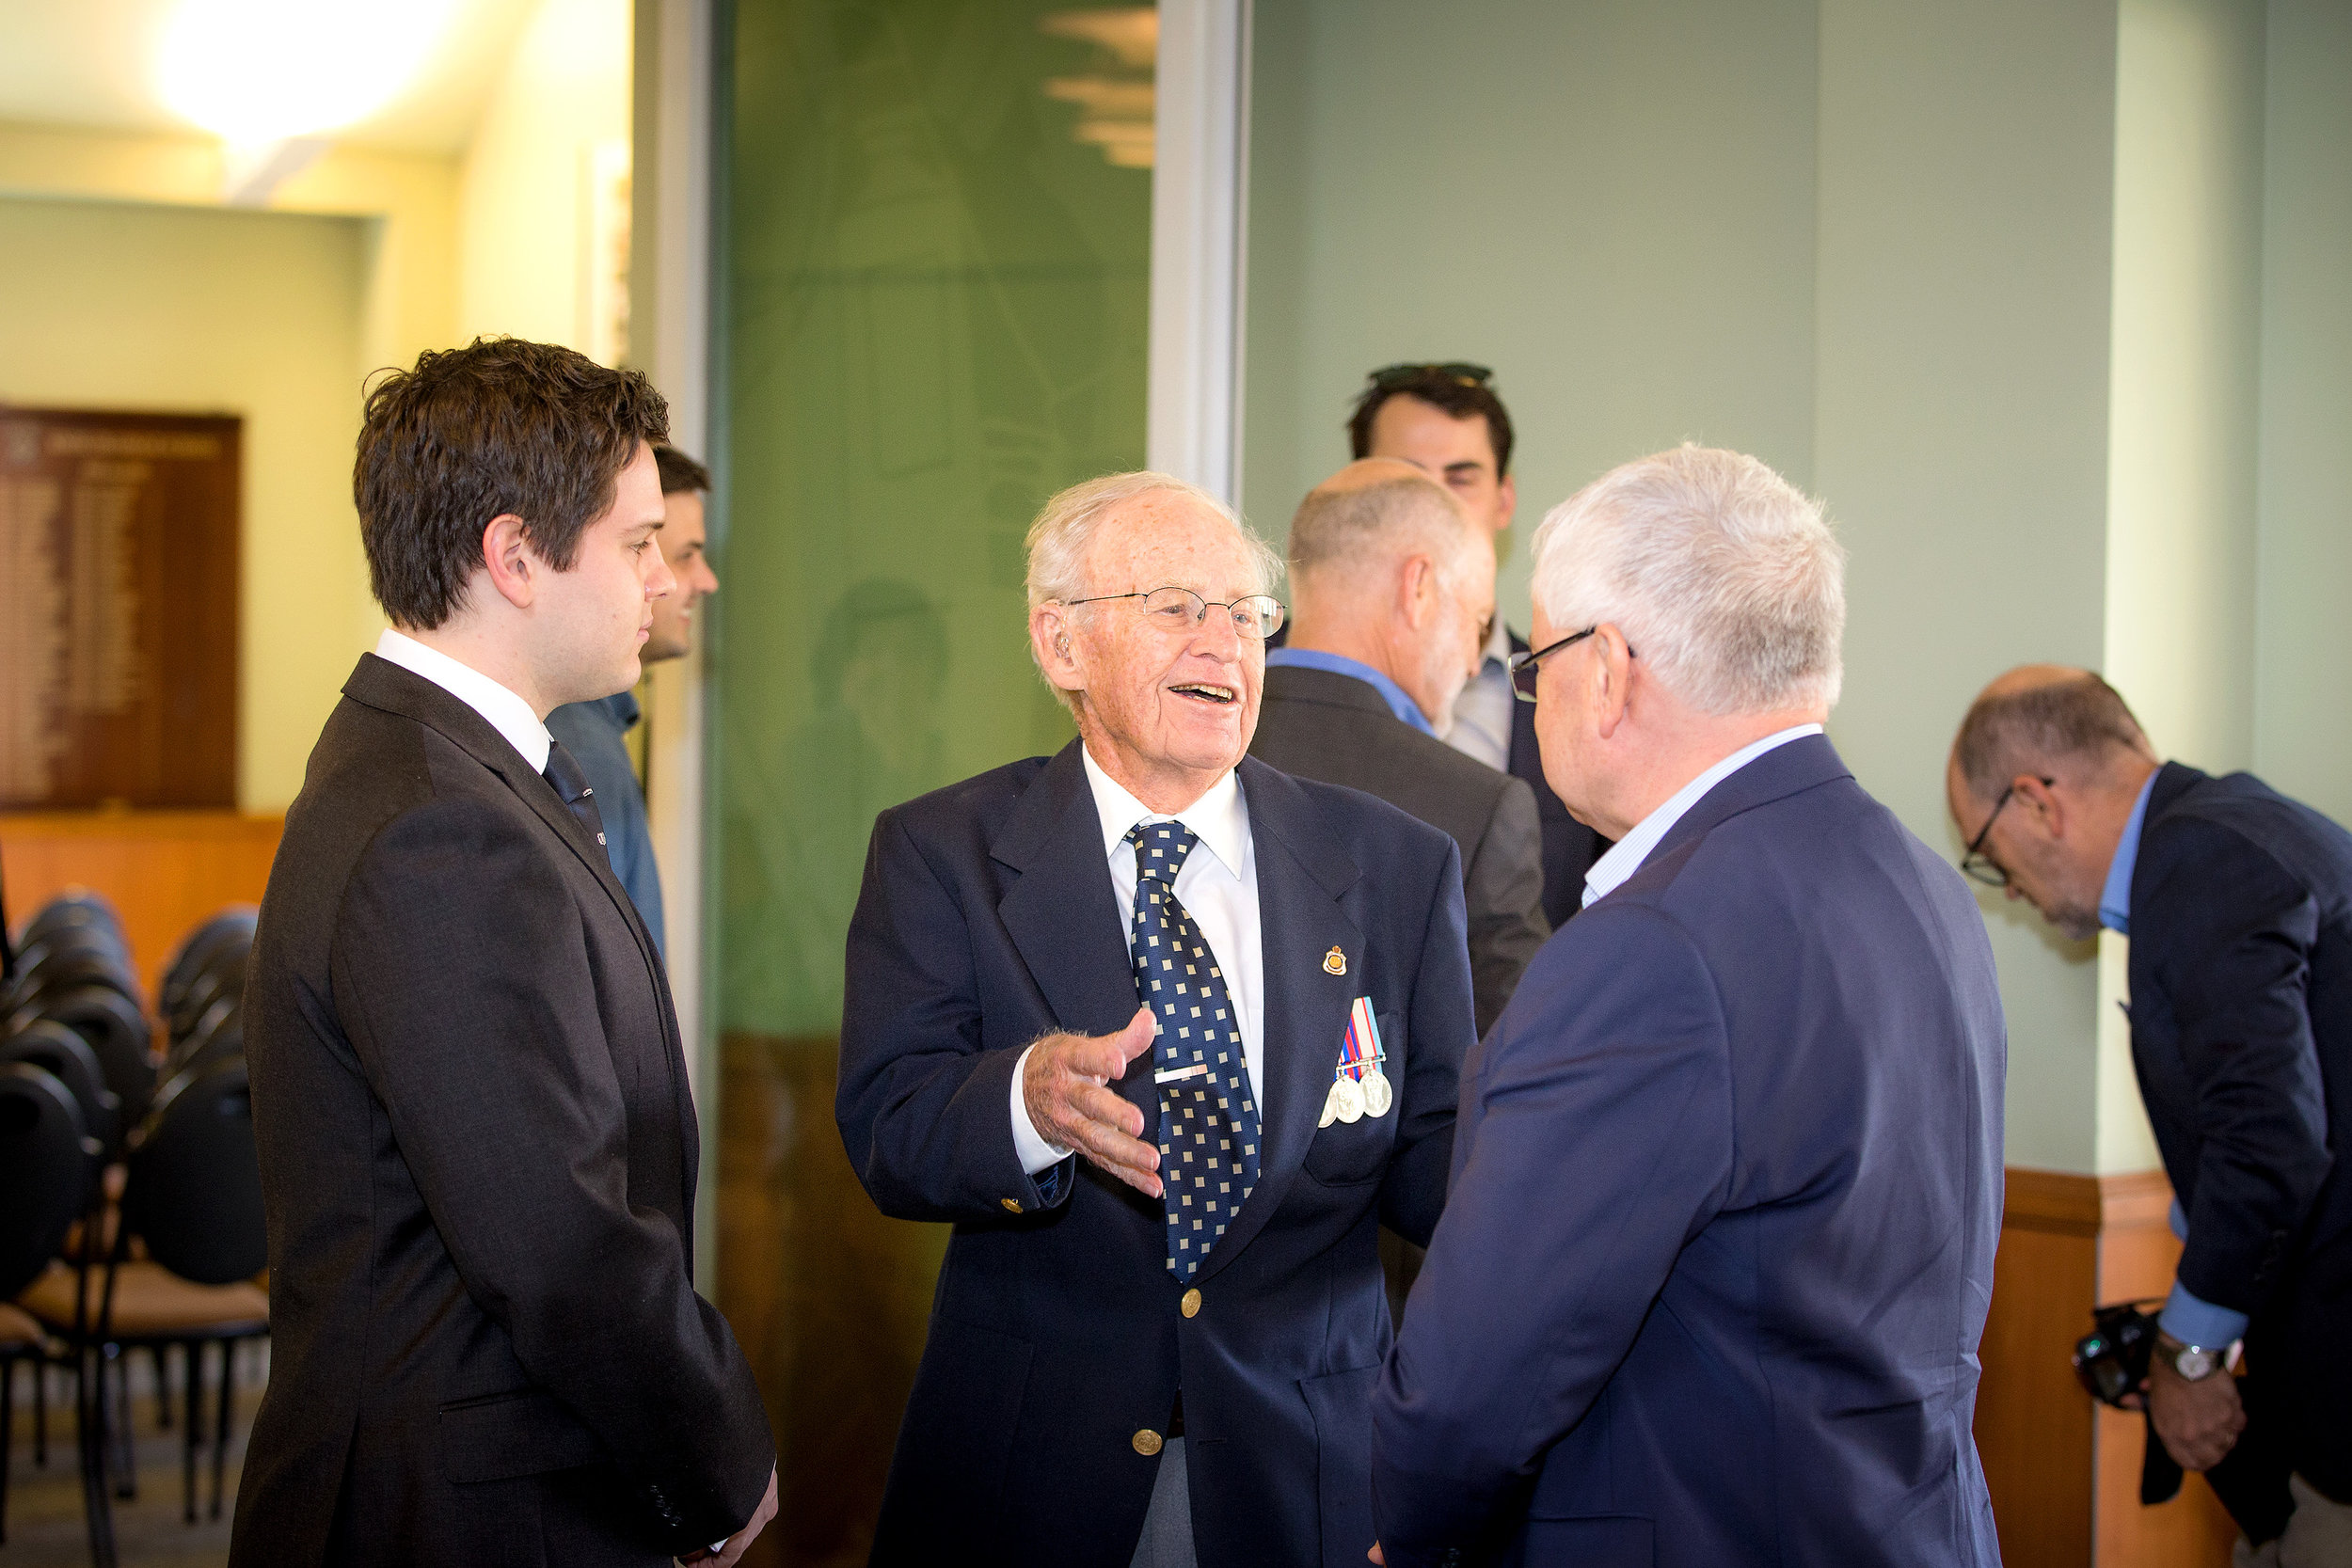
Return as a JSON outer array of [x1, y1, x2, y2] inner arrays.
[[1368, 361, 1494, 390], [1063, 585, 1287, 641], [1506, 626, 1636, 703], [1957, 777, 2053, 888]]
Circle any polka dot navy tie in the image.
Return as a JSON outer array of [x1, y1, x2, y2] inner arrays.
[[1127, 820, 1260, 1280]]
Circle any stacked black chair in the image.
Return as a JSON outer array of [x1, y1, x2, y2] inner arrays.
[[1, 1060, 99, 1545], [3, 893, 155, 1129], [160, 907, 257, 1046]]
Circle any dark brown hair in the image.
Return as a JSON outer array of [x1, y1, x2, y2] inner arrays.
[[355, 337, 670, 629], [1346, 367, 1516, 477], [1953, 672, 2153, 800], [653, 445, 710, 496]]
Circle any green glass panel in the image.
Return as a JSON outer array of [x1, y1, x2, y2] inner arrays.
[[709, 3, 1152, 1559]]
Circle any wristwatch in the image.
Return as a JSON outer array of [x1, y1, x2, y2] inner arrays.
[[2159, 1334, 2236, 1382]]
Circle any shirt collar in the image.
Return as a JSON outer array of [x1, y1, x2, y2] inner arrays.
[[373, 628, 552, 773], [1582, 724, 1824, 907], [2099, 768, 2161, 934], [1079, 744, 1250, 879], [1263, 646, 1437, 736]]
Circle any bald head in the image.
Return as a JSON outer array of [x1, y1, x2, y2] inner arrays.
[[1283, 459, 1495, 731], [1950, 665, 2156, 804]]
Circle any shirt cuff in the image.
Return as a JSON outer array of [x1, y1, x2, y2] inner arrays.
[[1009, 1042, 1074, 1176], [2159, 1279, 2249, 1350]]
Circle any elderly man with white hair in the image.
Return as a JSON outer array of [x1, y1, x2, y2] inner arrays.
[[836, 472, 1476, 1566], [1369, 446, 2007, 1568]]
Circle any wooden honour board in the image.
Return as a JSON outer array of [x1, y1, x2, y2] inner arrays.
[[0, 408, 240, 808]]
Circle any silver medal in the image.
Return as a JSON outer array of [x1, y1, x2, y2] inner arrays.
[[1330, 1073, 1366, 1124], [1359, 1067, 1393, 1118], [1319, 1080, 1341, 1128]]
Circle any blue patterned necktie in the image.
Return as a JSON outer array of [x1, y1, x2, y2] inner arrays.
[[1127, 820, 1261, 1280]]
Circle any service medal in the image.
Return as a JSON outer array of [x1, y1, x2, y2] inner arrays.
[[1359, 1067, 1392, 1118], [1319, 1081, 1341, 1128], [1331, 1073, 1366, 1124]]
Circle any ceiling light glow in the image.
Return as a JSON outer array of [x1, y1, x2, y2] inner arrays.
[[157, 0, 461, 145]]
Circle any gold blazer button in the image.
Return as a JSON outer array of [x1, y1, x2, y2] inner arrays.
[[1000, 1197, 1021, 1212], [1181, 1288, 1201, 1318], [1133, 1428, 1164, 1456]]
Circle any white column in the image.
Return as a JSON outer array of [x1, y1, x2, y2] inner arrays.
[[1147, 0, 1251, 505]]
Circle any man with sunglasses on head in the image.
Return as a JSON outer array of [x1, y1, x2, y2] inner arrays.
[[1350, 362, 1607, 930], [1947, 666, 2352, 1563]]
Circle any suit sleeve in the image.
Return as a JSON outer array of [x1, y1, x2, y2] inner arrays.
[[1462, 775, 1550, 1037], [1372, 904, 1733, 1563], [328, 798, 771, 1551], [2145, 820, 2334, 1318], [837, 810, 1073, 1223], [1379, 837, 1477, 1247]]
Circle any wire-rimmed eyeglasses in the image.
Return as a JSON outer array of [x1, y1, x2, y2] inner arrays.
[[1062, 586, 1287, 641], [1506, 626, 1637, 703], [1957, 777, 2053, 888]]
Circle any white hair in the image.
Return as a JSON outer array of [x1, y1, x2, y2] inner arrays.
[[1024, 470, 1282, 708], [1529, 444, 1844, 714]]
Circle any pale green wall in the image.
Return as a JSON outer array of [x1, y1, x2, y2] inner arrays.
[[2253, 0, 2352, 826], [1245, 0, 2350, 1175]]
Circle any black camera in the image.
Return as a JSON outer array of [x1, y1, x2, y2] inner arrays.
[[2073, 1299, 2165, 1407], [2072, 1299, 2185, 1505]]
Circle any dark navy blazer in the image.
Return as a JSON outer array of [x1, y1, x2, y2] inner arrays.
[[836, 742, 1476, 1567], [2126, 763, 2352, 1498], [1372, 735, 2006, 1568]]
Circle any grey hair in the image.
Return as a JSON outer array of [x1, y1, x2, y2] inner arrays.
[[1529, 444, 1845, 715], [1024, 470, 1282, 708], [1952, 672, 2153, 801], [1288, 468, 1473, 582]]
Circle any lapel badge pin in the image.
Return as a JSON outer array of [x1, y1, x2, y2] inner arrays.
[[1323, 946, 1346, 976]]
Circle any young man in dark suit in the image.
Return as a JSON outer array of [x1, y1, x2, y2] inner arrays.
[[836, 471, 1475, 1566], [1373, 446, 2006, 1567], [1949, 666, 2352, 1560], [232, 340, 776, 1567], [1350, 363, 1605, 927], [1251, 459, 1547, 1037]]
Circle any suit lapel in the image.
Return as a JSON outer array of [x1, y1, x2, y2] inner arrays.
[[992, 745, 1144, 1084], [1196, 758, 1360, 1284], [342, 656, 698, 1213]]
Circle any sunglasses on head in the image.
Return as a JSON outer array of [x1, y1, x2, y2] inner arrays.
[[1367, 362, 1494, 391]]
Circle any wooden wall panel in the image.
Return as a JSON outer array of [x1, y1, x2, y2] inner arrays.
[[2, 810, 281, 1002]]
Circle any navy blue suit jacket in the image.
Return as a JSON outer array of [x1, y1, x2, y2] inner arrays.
[[836, 742, 1476, 1566], [1372, 736, 2006, 1567], [2126, 763, 2352, 1496]]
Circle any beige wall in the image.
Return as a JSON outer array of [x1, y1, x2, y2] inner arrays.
[[458, 0, 633, 353], [0, 194, 369, 811], [0, 0, 633, 808]]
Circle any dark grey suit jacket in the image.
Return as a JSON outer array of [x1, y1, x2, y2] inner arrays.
[[1248, 664, 1548, 1035], [230, 655, 771, 1567]]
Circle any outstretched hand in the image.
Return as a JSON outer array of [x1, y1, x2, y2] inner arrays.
[[1023, 1006, 1162, 1197]]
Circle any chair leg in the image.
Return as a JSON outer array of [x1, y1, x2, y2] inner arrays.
[[80, 1347, 119, 1568], [111, 1346, 135, 1499], [153, 1343, 172, 1431], [32, 1354, 46, 1466], [3, 1356, 14, 1546], [183, 1338, 201, 1525], [210, 1340, 235, 1521]]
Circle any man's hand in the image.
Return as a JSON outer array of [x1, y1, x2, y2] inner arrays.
[[1023, 1007, 1161, 1197], [1368, 1543, 1386, 1564], [2146, 1347, 2245, 1472], [678, 1465, 777, 1567]]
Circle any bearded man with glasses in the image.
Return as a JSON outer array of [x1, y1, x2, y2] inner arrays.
[[835, 471, 1475, 1567]]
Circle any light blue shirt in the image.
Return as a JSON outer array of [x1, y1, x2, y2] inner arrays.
[[1581, 725, 1824, 908], [2102, 768, 2248, 1349], [1264, 647, 1438, 736]]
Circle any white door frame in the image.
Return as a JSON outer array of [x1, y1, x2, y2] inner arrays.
[[1148, 0, 1253, 505]]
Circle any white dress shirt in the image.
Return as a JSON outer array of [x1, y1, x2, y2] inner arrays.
[[1443, 618, 1516, 771], [373, 628, 551, 773], [1009, 747, 1267, 1176], [1581, 724, 1824, 908]]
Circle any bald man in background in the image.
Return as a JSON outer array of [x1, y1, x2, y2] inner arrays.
[[1249, 460, 1546, 1036], [1947, 666, 2352, 1563]]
